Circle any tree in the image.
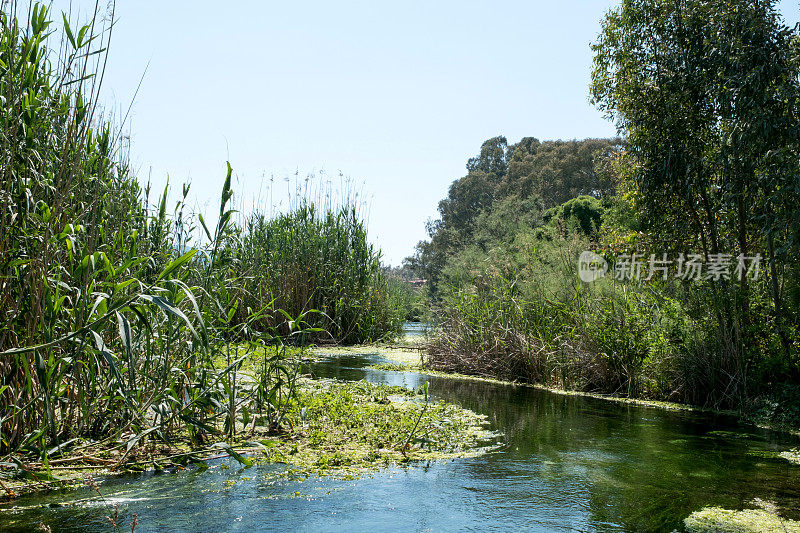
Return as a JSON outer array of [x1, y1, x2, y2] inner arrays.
[[408, 136, 622, 297], [466, 136, 509, 179], [502, 138, 623, 206], [591, 0, 800, 380]]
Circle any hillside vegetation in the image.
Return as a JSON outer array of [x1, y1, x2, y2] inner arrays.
[[409, 0, 800, 425]]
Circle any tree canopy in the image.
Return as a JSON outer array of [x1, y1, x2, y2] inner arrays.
[[406, 136, 621, 293], [591, 0, 800, 371]]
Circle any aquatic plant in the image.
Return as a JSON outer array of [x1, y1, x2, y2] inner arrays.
[[0, 2, 403, 474], [239, 197, 404, 344], [685, 506, 800, 533], [254, 379, 492, 476]]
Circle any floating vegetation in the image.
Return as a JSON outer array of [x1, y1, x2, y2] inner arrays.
[[0, 377, 497, 496], [746, 449, 780, 460], [685, 505, 800, 533], [706, 431, 763, 440], [314, 344, 423, 368], [367, 362, 411, 372], [779, 449, 800, 466], [252, 379, 498, 478]]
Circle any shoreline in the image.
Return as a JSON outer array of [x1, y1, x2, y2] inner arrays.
[[0, 374, 493, 500], [348, 340, 800, 439], [3, 339, 796, 502]]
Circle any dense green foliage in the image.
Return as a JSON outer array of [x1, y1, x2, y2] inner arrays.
[[239, 203, 402, 344], [384, 265, 428, 322], [414, 0, 800, 424], [407, 136, 621, 294], [591, 0, 800, 406], [0, 3, 401, 462]]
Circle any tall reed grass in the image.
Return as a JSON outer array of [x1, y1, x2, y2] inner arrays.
[[0, 2, 401, 465], [239, 200, 403, 344], [425, 236, 702, 403]]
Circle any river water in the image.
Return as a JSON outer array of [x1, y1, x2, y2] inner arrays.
[[1, 332, 798, 532]]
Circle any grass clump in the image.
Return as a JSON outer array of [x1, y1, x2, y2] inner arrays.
[[239, 201, 404, 345]]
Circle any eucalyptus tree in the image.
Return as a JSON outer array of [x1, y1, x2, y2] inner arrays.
[[411, 136, 620, 297], [591, 0, 800, 381]]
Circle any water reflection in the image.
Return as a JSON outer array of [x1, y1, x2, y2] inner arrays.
[[1, 348, 799, 532], [309, 354, 800, 531], [401, 321, 431, 340]]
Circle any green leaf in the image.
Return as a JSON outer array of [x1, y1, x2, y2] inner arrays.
[[47, 438, 81, 458], [157, 249, 197, 281], [89, 293, 108, 321], [116, 312, 133, 358], [212, 442, 252, 467], [77, 24, 90, 48], [114, 279, 137, 292], [126, 427, 161, 453], [219, 354, 248, 375], [186, 456, 209, 471], [164, 279, 208, 347], [198, 213, 213, 242], [177, 413, 219, 435], [226, 300, 239, 323], [139, 294, 199, 339], [90, 331, 127, 396], [62, 13, 76, 49]]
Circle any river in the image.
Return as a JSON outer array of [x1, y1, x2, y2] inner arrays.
[[1, 331, 798, 532]]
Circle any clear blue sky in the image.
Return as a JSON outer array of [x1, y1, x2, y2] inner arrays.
[[53, 1, 800, 266]]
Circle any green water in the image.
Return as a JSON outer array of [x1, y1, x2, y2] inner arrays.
[[1, 348, 798, 532]]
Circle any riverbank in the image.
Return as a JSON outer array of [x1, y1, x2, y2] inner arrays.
[[345, 339, 800, 440], [0, 364, 493, 499]]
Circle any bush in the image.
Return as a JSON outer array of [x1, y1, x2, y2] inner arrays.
[[239, 202, 403, 344]]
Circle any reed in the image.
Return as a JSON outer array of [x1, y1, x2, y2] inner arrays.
[[0, 2, 401, 466], [239, 197, 403, 345], [424, 236, 692, 399]]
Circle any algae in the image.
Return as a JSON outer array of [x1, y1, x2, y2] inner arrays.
[[252, 378, 497, 478], [779, 449, 800, 465], [314, 344, 424, 368], [685, 506, 800, 533]]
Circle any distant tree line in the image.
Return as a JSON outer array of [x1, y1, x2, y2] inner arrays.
[[407, 136, 622, 294]]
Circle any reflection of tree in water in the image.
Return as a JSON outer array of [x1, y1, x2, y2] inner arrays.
[[304, 357, 800, 530], [426, 375, 800, 531]]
